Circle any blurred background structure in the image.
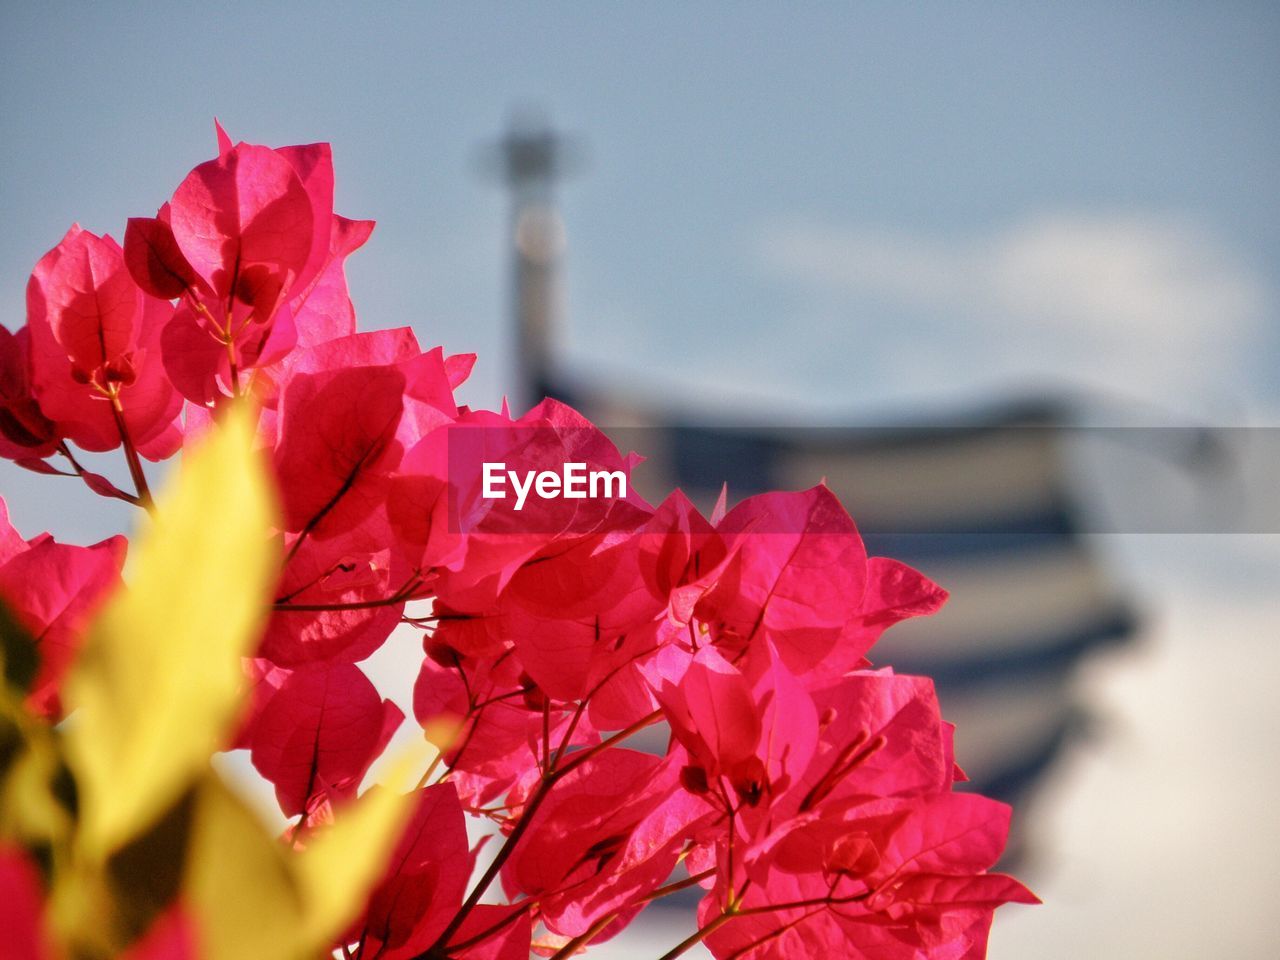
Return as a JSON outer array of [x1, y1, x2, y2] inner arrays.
[[492, 113, 1139, 855], [2, 3, 1277, 957]]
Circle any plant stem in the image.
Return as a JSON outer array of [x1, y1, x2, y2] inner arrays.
[[655, 911, 736, 960], [419, 774, 554, 956], [416, 707, 661, 958], [272, 577, 425, 612], [651, 887, 874, 960], [540, 701, 552, 775], [57, 441, 86, 475], [644, 868, 716, 902], [553, 709, 662, 780], [439, 899, 535, 955], [544, 911, 619, 960], [282, 436, 388, 566], [109, 394, 152, 509], [225, 336, 241, 398]]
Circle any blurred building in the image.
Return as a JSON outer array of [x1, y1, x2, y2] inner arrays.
[[485, 117, 1137, 852]]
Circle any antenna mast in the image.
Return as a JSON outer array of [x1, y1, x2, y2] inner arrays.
[[482, 111, 580, 413]]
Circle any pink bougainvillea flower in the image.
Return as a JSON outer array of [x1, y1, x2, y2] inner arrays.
[[254, 328, 464, 458], [123, 127, 375, 404], [701, 793, 1037, 960], [260, 337, 469, 668], [259, 326, 420, 400], [0, 497, 126, 717], [0, 844, 59, 960], [270, 334, 462, 541], [247, 660, 402, 817], [782, 671, 957, 819], [650, 645, 762, 785], [1, 125, 1034, 960], [842, 556, 949, 665], [357, 783, 471, 959], [695, 485, 868, 673], [261, 512, 406, 665], [695, 484, 946, 681], [24, 226, 182, 458], [118, 907, 197, 960], [163, 141, 310, 332], [411, 645, 598, 809], [501, 749, 700, 940], [649, 642, 817, 816], [416, 408, 588, 608], [0, 324, 58, 461], [535, 770, 714, 940], [410, 399, 660, 702], [287, 213, 376, 349], [273, 363, 406, 538], [670, 665, 1033, 960]]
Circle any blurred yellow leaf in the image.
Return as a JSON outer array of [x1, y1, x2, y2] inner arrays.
[[184, 776, 307, 960], [64, 404, 279, 858], [187, 748, 420, 960], [31, 402, 418, 958], [0, 688, 72, 850], [293, 747, 423, 947]]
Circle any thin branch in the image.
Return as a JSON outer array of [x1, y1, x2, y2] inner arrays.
[[47, 443, 141, 505], [282, 434, 389, 566], [57, 441, 87, 475], [418, 705, 660, 957], [654, 910, 736, 960], [554, 708, 662, 780], [437, 700, 485, 785], [544, 911, 619, 960], [734, 889, 871, 916], [418, 773, 555, 956], [652, 887, 874, 960], [224, 335, 241, 398], [540, 700, 552, 776], [550, 696, 589, 770], [274, 560, 358, 604], [465, 688, 527, 712], [438, 898, 536, 955], [725, 798, 738, 911], [643, 868, 716, 902], [414, 752, 446, 790], [272, 577, 425, 612], [109, 394, 152, 508]]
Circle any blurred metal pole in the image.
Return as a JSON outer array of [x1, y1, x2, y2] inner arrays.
[[479, 111, 582, 414]]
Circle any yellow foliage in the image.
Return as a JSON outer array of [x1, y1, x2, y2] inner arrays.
[[64, 404, 279, 859], [0, 691, 70, 848], [293, 748, 424, 948], [184, 776, 310, 960], [1, 404, 419, 959], [183, 764, 415, 960]]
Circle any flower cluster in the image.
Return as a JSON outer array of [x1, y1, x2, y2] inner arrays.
[[0, 125, 1035, 959]]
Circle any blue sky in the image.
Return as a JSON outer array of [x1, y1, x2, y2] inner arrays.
[[2, 2, 1276, 431]]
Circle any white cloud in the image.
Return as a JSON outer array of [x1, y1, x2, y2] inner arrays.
[[754, 212, 1270, 416]]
